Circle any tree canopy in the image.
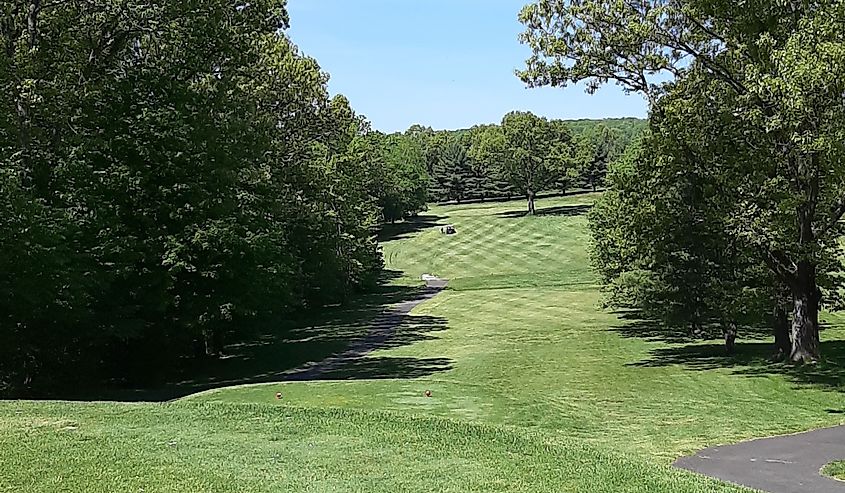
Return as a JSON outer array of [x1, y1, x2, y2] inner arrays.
[[415, 117, 645, 205], [519, 0, 845, 361], [0, 0, 428, 396]]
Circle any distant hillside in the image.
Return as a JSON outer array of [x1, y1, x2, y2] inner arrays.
[[564, 117, 646, 140], [435, 117, 647, 141]]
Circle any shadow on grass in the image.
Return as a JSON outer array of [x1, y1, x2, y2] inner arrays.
[[496, 204, 592, 219], [72, 270, 452, 402], [435, 188, 602, 206], [377, 214, 446, 242], [615, 311, 845, 392], [610, 311, 777, 344], [630, 340, 845, 391]]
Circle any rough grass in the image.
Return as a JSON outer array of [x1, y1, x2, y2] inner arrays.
[[822, 460, 845, 481], [3, 193, 845, 492]]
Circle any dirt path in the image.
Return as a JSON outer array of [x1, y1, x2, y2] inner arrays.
[[282, 277, 447, 381], [675, 425, 845, 492]]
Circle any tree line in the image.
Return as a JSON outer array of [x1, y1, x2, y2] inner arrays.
[[520, 0, 845, 362], [0, 0, 428, 396], [406, 117, 645, 209]]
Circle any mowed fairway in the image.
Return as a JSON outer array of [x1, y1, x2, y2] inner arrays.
[[3, 193, 845, 492]]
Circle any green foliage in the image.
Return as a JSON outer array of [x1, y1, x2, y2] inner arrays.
[[434, 139, 474, 203], [519, 0, 845, 360], [498, 111, 573, 213], [0, 1, 428, 395], [821, 460, 845, 481], [467, 124, 518, 199], [370, 132, 430, 222], [575, 123, 624, 191], [566, 118, 647, 142], [588, 131, 779, 335], [417, 118, 644, 204]]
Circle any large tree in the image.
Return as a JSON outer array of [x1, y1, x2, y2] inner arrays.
[[467, 124, 517, 200], [519, 0, 845, 361], [369, 132, 429, 222], [576, 123, 623, 192], [495, 111, 572, 214], [434, 139, 473, 203]]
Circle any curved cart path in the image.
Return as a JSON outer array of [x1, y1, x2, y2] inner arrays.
[[282, 276, 447, 380], [674, 425, 845, 492]]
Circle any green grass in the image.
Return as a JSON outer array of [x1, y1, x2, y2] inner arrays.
[[198, 194, 845, 461], [822, 460, 845, 482], [382, 198, 594, 291], [0, 401, 741, 493], [3, 193, 845, 491]]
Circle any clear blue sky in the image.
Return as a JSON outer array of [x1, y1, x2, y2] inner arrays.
[[286, 0, 648, 133]]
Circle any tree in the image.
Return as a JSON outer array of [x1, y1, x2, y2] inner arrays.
[[588, 122, 790, 354], [576, 124, 623, 192], [434, 140, 473, 203], [497, 111, 572, 214], [467, 124, 517, 200], [374, 133, 429, 222], [0, 0, 397, 396], [519, 0, 845, 361]]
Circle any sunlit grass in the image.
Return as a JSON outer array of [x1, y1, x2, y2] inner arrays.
[[3, 193, 845, 491], [0, 401, 747, 493]]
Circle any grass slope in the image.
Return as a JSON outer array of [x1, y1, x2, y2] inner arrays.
[[201, 194, 845, 462], [0, 401, 738, 493], [2, 193, 844, 492]]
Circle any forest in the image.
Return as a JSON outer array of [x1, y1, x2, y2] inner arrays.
[[414, 116, 644, 205], [0, 0, 641, 397]]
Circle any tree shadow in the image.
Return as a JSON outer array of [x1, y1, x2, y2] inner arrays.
[[378, 214, 447, 242], [496, 204, 592, 219], [610, 310, 777, 344], [630, 340, 845, 391], [618, 312, 845, 392], [435, 188, 601, 206], [62, 270, 453, 402]]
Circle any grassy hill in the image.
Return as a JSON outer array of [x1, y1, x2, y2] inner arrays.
[[3, 193, 845, 492], [0, 401, 738, 493]]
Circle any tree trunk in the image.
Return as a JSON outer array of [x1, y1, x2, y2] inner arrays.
[[773, 303, 791, 361], [203, 328, 223, 358], [689, 320, 704, 338], [788, 178, 821, 363], [722, 321, 737, 355], [527, 190, 535, 215], [790, 261, 820, 363]]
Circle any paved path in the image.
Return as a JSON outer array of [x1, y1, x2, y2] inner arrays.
[[283, 276, 447, 380], [675, 425, 845, 492]]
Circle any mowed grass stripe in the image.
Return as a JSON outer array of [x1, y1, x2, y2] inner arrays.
[[383, 195, 595, 288], [6, 192, 844, 492], [207, 194, 845, 467]]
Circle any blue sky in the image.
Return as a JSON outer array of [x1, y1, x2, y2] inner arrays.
[[286, 0, 647, 133]]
